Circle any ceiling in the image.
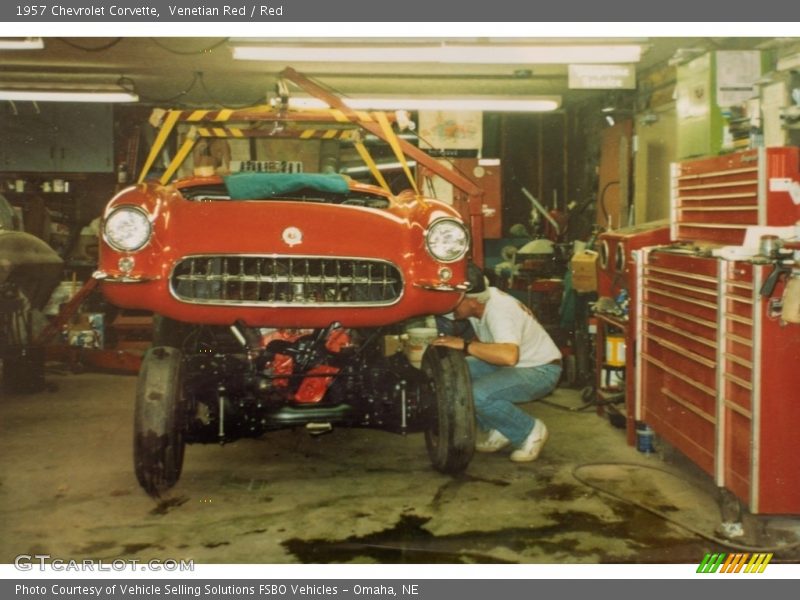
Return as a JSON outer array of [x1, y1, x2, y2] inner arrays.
[[0, 37, 781, 109]]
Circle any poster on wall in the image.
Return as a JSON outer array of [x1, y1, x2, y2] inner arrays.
[[716, 50, 762, 107], [418, 110, 483, 152]]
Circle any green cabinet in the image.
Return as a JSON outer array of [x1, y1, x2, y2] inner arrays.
[[676, 51, 765, 159], [0, 103, 113, 173]]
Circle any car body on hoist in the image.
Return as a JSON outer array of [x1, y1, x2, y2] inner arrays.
[[96, 69, 485, 496]]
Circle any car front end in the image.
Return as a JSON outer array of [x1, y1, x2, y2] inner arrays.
[[98, 174, 469, 329]]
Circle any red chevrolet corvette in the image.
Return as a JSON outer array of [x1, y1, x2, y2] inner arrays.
[[98, 170, 476, 496]]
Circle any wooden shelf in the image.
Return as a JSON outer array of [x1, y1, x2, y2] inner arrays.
[[594, 312, 628, 330]]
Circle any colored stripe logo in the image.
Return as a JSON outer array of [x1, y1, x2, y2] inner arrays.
[[697, 553, 773, 573]]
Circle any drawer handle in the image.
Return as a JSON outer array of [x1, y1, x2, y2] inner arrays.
[[661, 388, 715, 424], [642, 353, 716, 397]]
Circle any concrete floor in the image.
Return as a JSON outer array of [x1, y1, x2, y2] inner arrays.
[[1, 368, 798, 565]]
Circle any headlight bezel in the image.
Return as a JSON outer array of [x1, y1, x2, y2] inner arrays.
[[103, 205, 153, 253], [425, 217, 470, 264]]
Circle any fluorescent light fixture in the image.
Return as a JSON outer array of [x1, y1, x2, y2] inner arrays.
[[233, 43, 642, 64], [0, 87, 138, 103], [0, 37, 44, 50], [278, 96, 560, 113]]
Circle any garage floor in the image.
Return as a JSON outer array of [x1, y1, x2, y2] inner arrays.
[[1, 368, 799, 565]]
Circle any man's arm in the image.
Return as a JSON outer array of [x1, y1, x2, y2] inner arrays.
[[431, 336, 519, 366]]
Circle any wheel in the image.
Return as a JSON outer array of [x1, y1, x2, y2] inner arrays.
[[134, 346, 186, 496], [421, 345, 476, 474]]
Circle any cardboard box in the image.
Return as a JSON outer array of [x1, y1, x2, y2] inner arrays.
[[571, 250, 599, 292], [66, 312, 104, 349], [68, 329, 101, 349]]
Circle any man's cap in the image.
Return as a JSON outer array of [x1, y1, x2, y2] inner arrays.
[[465, 262, 489, 298]]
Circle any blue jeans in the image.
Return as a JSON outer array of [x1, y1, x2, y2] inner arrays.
[[467, 357, 561, 447]]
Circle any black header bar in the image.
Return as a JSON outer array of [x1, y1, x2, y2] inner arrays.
[[1, 0, 798, 22]]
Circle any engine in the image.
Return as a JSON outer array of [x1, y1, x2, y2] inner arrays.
[[180, 321, 431, 444]]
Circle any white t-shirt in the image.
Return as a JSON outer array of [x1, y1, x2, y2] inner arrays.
[[468, 287, 562, 368]]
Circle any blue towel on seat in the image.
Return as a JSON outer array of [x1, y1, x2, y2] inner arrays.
[[223, 173, 349, 199]]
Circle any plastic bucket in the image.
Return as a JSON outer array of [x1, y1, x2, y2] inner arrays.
[[605, 335, 626, 366], [636, 423, 655, 454], [404, 327, 438, 369]]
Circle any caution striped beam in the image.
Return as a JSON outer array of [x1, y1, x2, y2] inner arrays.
[[189, 126, 358, 141], [164, 107, 386, 124]]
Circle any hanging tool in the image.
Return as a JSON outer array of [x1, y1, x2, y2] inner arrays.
[[759, 240, 800, 324]]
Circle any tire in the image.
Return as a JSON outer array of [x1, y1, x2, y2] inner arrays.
[[134, 346, 186, 496], [422, 345, 476, 474]]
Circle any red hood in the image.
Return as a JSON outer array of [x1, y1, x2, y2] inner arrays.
[[98, 180, 467, 328]]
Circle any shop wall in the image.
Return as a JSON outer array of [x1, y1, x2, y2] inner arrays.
[[498, 112, 567, 238], [564, 96, 607, 241], [632, 61, 679, 225]]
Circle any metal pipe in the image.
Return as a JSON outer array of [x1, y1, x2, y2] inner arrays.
[[520, 186, 560, 234], [217, 385, 226, 444], [400, 381, 407, 432]]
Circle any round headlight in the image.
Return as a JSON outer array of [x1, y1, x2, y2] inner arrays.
[[425, 218, 469, 263], [103, 206, 152, 252]]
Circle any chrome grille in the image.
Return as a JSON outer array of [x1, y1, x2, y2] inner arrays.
[[170, 255, 403, 306]]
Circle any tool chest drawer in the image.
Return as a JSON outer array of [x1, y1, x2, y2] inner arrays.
[[639, 250, 719, 476]]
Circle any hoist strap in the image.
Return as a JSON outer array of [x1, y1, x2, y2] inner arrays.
[[160, 127, 198, 185], [375, 111, 419, 196], [138, 110, 181, 184], [353, 141, 391, 193]]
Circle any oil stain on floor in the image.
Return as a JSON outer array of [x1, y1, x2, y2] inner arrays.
[[282, 503, 724, 564]]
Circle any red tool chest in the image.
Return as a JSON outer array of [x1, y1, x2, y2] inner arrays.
[[671, 146, 800, 246], [637, 247, 800, 514], [595, 223, 672, 444], [597, 221, 671, 298]]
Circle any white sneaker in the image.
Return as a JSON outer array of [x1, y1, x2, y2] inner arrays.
[[510, 420, 549, 462], [475, 429, 511, 453]]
